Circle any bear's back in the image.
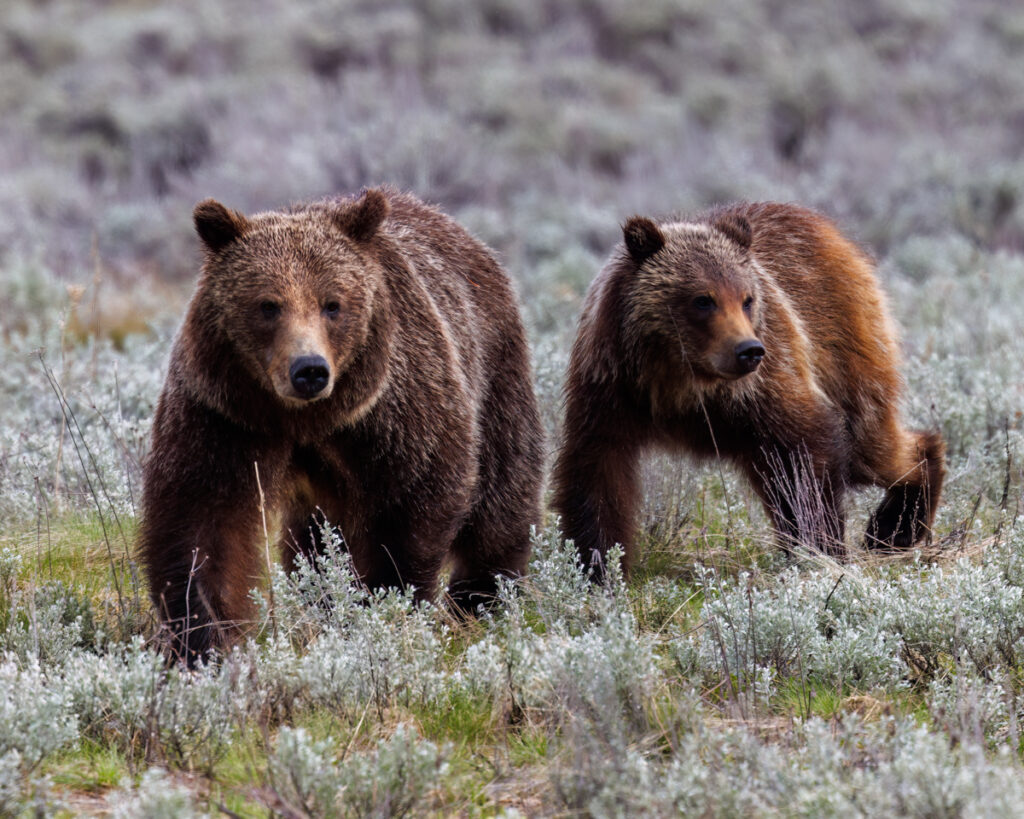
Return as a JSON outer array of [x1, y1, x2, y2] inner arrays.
[[735, 202, 904, 420], [384, 191, 518, 323], [378, 191, 526, 397]]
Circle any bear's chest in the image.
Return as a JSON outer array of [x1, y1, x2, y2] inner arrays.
[[660, 402, 761, 460]]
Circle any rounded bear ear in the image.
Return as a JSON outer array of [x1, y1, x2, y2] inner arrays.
[[713, 213, 753, 251], [622, 216, 665, 264], [333, 188, 391, 242], [193, 199, 250, 252]]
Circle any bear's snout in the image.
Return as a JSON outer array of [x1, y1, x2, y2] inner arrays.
[[734, 338, 765, 373], [289, 355, 331, 399]]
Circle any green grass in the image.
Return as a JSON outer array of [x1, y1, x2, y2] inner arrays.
[[51, 741, 128, 794], [1, 514, 150, 645], [5, 513, 132, 584], [772, 679, 850, 721]]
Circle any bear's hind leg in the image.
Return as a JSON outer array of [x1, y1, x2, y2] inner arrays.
[[864, 429, 945, 549], [447, 435, 541, 614], [448, 371, 543, 615]]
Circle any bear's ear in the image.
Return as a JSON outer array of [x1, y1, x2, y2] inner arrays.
[[713, 213, 752, 251], [622, 216, 665, 264], [333, 188, 390, 242], [194, 199, 249, 252]]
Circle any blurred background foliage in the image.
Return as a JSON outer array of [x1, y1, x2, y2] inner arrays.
[[3, 0, 1023, 302]]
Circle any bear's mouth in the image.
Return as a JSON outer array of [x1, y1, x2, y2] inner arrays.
[[279, 390, 333, 407]]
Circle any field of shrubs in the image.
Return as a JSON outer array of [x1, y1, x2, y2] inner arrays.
[[1, 0, 1023, 814]]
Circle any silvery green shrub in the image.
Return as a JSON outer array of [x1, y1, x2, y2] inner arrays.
[[70, 640, 247, 770], [253, 532, 369, 645], [0, 654, 77, 771], [522, 525, 596, 633], [266, 727, 339, 816], [292, 591, 449, 713], [153, 658, 243, 771], [3, 580, 99, 665], [879, 540, 1024, 677], [927, 668, 1020, 750], [684, 525, 1024, 702], [467, 533, 657, 742], [548, 710, 1024, 818], [247, 542, 451, 716], [532, 606, 656, 737], [0, 549, 95, 664], [63, 637, 164, 753], [269, 723, 447, 818], [691, 566, 907, 694], [0, 263, 163, 524], [553, 743, 659, 818], [0, 750, 25, 818], [111, 768, 208, 819]]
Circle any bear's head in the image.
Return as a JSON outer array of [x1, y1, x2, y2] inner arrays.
[[622, 212, 766, 383], [192, 188, 391, 408]]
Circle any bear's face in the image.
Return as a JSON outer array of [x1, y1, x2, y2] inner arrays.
[[193, 190, 390, 407], [623, 213, 765, 383]]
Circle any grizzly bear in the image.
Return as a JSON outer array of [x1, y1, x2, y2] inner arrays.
[[552, 202, 944, 575], [139, 188, 544, 663]]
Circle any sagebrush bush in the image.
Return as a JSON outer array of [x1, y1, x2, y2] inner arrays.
[[679, 526, 1024, 701], [250, 535, 453, 716], [0, 655, 77, 770], [547, 711, 1024, 818], [64, 637, 164, 755], [694, 566, 906, 695], [268, 724, 447, 818], [111, 768, 207, 819]]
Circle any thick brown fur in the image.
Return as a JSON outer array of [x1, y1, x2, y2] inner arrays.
[[140, 188, 544, 664], [552, 202, 945, 576]]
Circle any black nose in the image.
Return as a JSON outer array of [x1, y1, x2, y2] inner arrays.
[[735, 339, 765, 372], [289, 355, 330, 398]]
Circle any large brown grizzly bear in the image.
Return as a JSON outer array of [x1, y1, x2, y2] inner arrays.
[[140, 188, 544, 663], [552, 202, 944, 575]]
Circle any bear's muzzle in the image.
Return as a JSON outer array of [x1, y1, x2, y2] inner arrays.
[[289, 355, 331, 399]]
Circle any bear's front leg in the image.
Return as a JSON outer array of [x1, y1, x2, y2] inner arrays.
[[356, 509, 460, 603], [552, 382, 649, 580], [746, 427, 849, 559], [343, 459, 472, 604], [147, 505, 266, 663], [140, 396, 286, 665]]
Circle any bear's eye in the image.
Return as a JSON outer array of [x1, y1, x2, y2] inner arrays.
[[323, 300, 341, 318], [260, 301, 281, 320], [692, 295, 716, 311], [743, 296, 754, 313]]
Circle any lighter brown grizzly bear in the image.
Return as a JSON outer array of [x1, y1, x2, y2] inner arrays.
[[552, 202, 944, 576], [139, 188, 544, 663]]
